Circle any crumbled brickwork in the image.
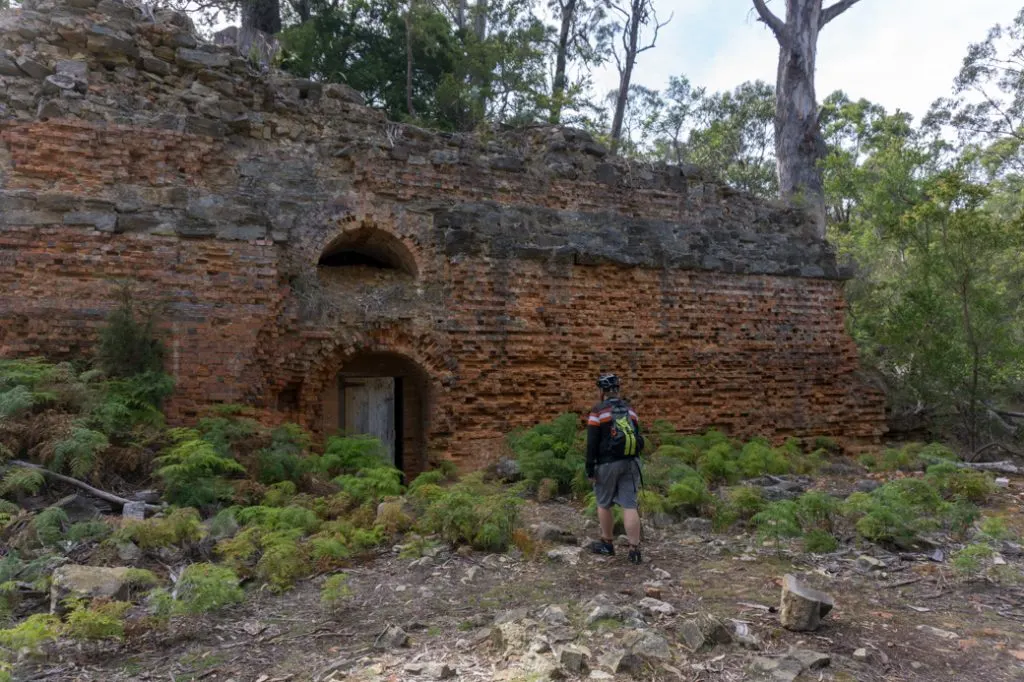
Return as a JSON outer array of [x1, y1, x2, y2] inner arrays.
[[0, 0, 885, 472]]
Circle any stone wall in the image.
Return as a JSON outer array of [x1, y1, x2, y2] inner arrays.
[[0, 0, 885, 472]]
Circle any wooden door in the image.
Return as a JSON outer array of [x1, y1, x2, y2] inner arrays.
[[341, 377, 397, 466]]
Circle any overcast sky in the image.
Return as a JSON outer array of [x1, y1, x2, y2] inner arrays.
[[588, 0, 1021, 122]]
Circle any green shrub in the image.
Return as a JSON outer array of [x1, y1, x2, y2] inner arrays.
[[408, 470, 445, 494], [795, 491, 839, 533], [66, 520, 112, 543], [255, 530, 309, 592], [256, 424, 310, 484], [419, 481, 520, 551], [52, 427, 109, 479], [96, 286, 165, 378], [233, 505, 322, 534], [926, 463, 995, 504], [262, 481, 298, 508], [978, 515, 1015, 542], [642, 451, 700, 492], [752, 501, 801, 554], [0, 467, 45, 496], [736, 441, 792, 479], [195, 415, 261, 458], [510, 413, 585, 492], [86, 373, 173, 438], [155, 563, 244, 616], [155, 429, 246, 507], [312, 435, 392, 477], [32, 507, 69, 547], [665, 474, 714, 516], [803, 529, 840, 553], [697, 443, 740, 484], [62, 598, 131, 640], [334, 467, 404, 506], [0, 612, 60, 652], [0, 385, 36, 419], [119, 507, 203, 550], [637, 490, 667, 515], [723, 486, 766, 521], [952, 543, 995, 576], [321, 573, 352, 609]]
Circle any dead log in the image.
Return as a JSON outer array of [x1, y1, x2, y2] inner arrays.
[[8, 460, 164, 514], [956, 460, 1023, 475]]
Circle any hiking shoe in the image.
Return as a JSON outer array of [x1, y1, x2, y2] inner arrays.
[[628, 547, 642, 565], [589, 539, 615, 556]]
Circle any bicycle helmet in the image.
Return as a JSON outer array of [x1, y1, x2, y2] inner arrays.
[[596, 373, 620, 392]]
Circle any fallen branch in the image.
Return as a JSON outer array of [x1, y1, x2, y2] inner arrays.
[[956, 460, 1022, 475], [9, 460, 164, 514]]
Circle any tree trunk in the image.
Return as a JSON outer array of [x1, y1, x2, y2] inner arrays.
[[242, 0, 281, 35], [550, 0, 578, 124], [239, 0, 281, 64], [456, 0, 467, 31], [609, 0, 641, 152], [753, 0, 863, 238], [405, 3, 416, 118], [473, 0, 487, 40], [774, 0, 826, 236]]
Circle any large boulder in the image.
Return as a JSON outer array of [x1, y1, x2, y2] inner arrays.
[[50, 565, 132, 613]]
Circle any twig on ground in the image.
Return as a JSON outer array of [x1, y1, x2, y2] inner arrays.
[[8, 460, 164, 513]]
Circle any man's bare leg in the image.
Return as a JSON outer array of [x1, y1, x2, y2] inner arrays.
[[597, 506, 615, 541], [623, 508, 641, 547]]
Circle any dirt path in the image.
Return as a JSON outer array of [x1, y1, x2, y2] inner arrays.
[[22, 498, 1024, 682]]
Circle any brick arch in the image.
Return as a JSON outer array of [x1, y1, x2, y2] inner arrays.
[[314, 223, 421, 278], [298, 327, 456, 472]]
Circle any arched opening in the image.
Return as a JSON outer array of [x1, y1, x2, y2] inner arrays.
[[320, 351, 430, 476], [317, 226, 418, 278]]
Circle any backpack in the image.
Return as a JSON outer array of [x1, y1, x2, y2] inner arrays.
[[606, 400, 640, 458]]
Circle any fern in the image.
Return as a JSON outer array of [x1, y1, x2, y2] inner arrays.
[[312, 435, 392, 477], [155, 430, 246, 507], [256, 424, 310, 484], [752, 501, 802, 555], [53, 427, 109, 479], [32, 507, 69, 546], [62, 598, 130, 640], [0, 386, 35, 418], [157, 563, 244, 616], [0, 467, 45, 496], [333, 467, 404, 505], [96, 285, 165, 378], [321, 573, 352, 608]]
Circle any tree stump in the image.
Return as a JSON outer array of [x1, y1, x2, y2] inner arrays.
[[779, 574, 834, 631]]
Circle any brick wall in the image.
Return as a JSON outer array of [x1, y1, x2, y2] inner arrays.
[[0, 0, 886, 474]]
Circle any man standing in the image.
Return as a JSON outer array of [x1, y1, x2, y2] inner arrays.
[[586, 373, 645, 564]]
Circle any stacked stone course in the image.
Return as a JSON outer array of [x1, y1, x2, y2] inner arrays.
[[0, 0, 885, 472]]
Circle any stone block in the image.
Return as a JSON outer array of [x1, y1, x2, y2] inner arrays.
[[176, 48, 230, 69]]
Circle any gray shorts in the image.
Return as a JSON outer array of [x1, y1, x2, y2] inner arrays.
[[594, 459, 640, 510]]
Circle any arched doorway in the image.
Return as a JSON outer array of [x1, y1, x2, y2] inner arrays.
[[316, 226, 419, 277], [320, 351, 430, 475]]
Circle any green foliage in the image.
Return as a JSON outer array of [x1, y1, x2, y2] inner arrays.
[[0, 385, 35, 419], [418, 480, 521, 551], [510, 413, 585, 493], [952, 543, 996, 576], [233, 505, 322, 534], [195, 415, 260, 458], [321, 573, 353, 609], [155, 429, 246, 507], [722, 486, 765, 521], [256, 424, 311, 485], [32, 507, 69, 547], [752, 501, 802, 554], [978, 515, 1016, 542], [118, 507, 203, 550], [926, 463, 996, 503], [255, 530, 309, 592], [636, 490, 667, 515], [62, 598, 131, 640], [96, 285, 165, 378], [665, 474, 714, 516], [408, 470, 445, 494], [794, 491, 839, 533], [803, 529, 840, 553], [841, 476, 976, 547], [0, 467, 45, 496], [736, 440, 792, 479], [312, 435, 392, 478], [334, 467, 404, 506], [52, 427, 109, 479], [696, 443, 740, 484], [154, 563, 244, 617], [0, 613, 60, 652]]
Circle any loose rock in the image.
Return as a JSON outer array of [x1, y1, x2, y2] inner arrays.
[[374, 625, 409, 650], [638, 596, 675, 617], [678, 614, 732, 652], [50, 565, 132, 614], [559, 645, 589, 673], [547, 546, 583, 565], [535, 522, 577, 545], [856, 555, 886, 571], [779, 574, 834, 632]]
